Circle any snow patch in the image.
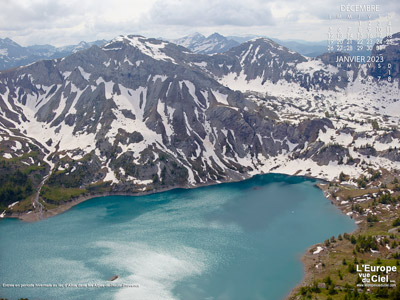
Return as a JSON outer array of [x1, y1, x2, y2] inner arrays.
[[2, 153, 12, 159], [77, 67, 91, 81], [313, 246, 324, 254], [212, 90, 229, 105]]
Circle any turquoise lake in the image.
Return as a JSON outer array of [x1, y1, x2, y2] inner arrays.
[[0, 174, 356, 300]]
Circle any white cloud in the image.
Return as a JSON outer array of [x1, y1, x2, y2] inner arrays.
[[145, 0, 275, 26], [0, 0, 398, 46]]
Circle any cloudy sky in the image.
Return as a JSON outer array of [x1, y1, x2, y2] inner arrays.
[[1, 0, 399, 46]]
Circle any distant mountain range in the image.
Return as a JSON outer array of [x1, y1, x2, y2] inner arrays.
[[0, 38, 108, 70], [170, 32, 239, 54], [0, 33, 375, 72], [171, 33, 372, 57]]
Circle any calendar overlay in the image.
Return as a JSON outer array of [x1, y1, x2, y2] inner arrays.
[[327, 4, 397, 82]]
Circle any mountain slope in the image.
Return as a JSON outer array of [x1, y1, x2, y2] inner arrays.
[[0, 34, 399, 216], [192, 37, 362, 92]]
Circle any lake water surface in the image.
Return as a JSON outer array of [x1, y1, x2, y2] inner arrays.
[[0, 174, 355, 300]]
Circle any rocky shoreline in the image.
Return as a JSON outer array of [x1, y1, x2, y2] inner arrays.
[[287, 168, 400, 299], [7, 188, 185, 222], [285, 182, 361, 299], [5, 173, 254, 222]]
